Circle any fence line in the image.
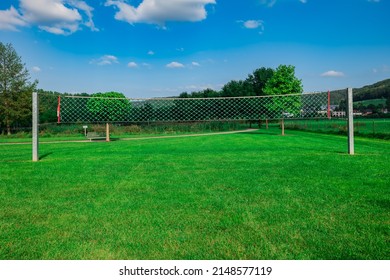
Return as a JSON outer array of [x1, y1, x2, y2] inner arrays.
[[56, 92, 337, 124], [31, 89, 358, 162]]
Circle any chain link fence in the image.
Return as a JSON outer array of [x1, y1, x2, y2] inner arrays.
[[284, 118, 390, 139], [55, 92, 338, 124]]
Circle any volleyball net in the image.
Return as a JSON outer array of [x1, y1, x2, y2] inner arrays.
[[55, 92, 345, 124]]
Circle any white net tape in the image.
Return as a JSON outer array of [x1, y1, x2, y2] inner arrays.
[[57, 92, 341, 124]]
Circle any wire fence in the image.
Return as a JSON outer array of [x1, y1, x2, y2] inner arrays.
[[53, 92, 342, 124], [284, 118, 390, 139]]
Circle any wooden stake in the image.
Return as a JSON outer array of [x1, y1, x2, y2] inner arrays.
[[106, 123, 110, 142]]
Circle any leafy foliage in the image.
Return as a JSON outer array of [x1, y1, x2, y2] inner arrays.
[[260, 65, 303, 117], [247, 67, 275, 96], [178, 65, 301, 100], [87, 92, 132, 122], [0, 42, 37, 134], [263, 65, 303, 95]]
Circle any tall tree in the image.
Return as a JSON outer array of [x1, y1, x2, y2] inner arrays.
[[0, 42, 37, 135], [87, 92, 132, 122], [246, 67, 275, 96], [263, 65, 303, 117], [221, 80, 253, 97], [263, 65, 303, 95]]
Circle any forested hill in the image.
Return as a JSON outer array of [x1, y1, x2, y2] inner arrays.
[[328, 78, 390, 102]]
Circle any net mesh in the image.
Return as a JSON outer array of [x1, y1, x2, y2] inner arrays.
[[56, 92, 344, 124]]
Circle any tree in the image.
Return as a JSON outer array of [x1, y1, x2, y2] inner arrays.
[[221, 80, 253, 97], [263, 65, 303, 95], [246, 67, 275, 96], [263, 65, 303, 117], [87, 92, 131, 122], [0, 42, 37, 135]]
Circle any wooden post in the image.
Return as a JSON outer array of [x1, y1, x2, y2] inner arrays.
[[281, 119, 285, 136], [266, 119, 269, 130], [106, 123, 110, 142]]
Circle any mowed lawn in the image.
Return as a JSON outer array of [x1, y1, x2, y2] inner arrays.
[[0, 129, 389, 260]]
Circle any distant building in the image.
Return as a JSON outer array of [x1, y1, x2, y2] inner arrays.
[[332, 111, 346, 117], [317, 104, 346, 117], [320, 105, 339, 111]]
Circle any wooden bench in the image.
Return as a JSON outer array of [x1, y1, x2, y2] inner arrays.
[[86, 132, 106, 141]]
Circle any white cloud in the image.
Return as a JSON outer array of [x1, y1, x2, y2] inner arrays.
[[90, 55, 119, 65], [32, 66, 41, 72], [68, 0, 99, 31], [367, 0, 380, 2], [373, 65, 389, 73], [147, 50, 155, 55], [20, 0, 80, 22], [261, 0, 307, 7], [260, 0, 277, 7], [105, 0, 216, 26], [0, 0, 98, 35], [166, 62, 185, 68], [192, 62, 200, 67], [239, 20, 264, 29], [127, 61, 138, 68], [237, 20, 264, 34], [182, 83, 219, 91], [321, 70, 345, 77], [39, 23, 79, 35], [0, 6, 27, 31]]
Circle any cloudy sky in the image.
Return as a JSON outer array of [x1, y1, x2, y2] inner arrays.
[[1, 0, 389, 97]]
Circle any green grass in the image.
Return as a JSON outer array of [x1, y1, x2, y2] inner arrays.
[[0, 128, 389, 260], [285, 118, 390, 139], [354, 98, 387, 107], [0, 121, 250, 143]]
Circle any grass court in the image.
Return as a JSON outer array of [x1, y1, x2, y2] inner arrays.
[[0, 128, 389, 259]]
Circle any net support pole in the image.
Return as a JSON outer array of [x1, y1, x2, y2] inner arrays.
[[281, 118, 285, 136], [327, 90, 331, 119], [32, 92, 39, 162], [57, 96, 61, 124], [347, 88, 354, 155], [106, 123, 110, 142]]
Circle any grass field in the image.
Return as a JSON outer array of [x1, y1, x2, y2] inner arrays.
[[285, 118, 390, 139], [354, 98, 387, 107], [0, 128, 389, 260]]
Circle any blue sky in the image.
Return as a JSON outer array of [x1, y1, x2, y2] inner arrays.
[[1, 0, 389, 97]]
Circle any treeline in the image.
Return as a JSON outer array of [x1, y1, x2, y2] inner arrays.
[[328, 78, 390, 107], [36, 65, 303, 125], [178, 65, 302, 98], [353, 79, 390, 101]]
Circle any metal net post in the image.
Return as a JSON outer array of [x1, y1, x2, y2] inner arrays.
[[347, 88, 354, 155], [32, 92, 39, 162]]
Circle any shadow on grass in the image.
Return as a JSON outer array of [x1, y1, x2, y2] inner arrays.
[[39, 152, 53, 160], [240, 129, 282, 136]]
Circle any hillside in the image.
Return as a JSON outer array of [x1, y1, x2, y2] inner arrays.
[[327, 78, 390, 104]]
